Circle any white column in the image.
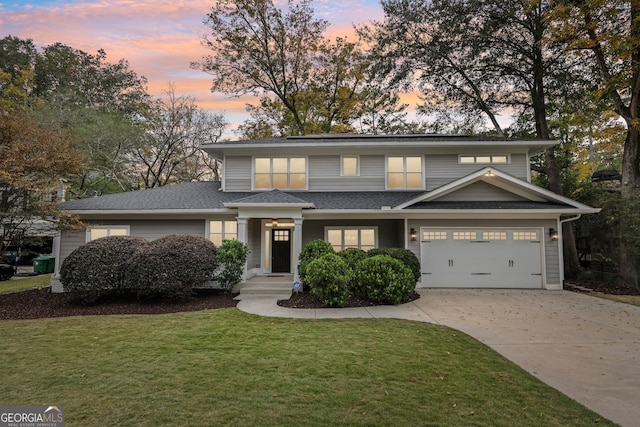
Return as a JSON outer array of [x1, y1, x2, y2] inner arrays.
[[237, 218, 248, 279], [293, 217, 304, 280]]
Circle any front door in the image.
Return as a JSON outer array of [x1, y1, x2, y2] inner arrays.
[[271, 229, 291, 273]]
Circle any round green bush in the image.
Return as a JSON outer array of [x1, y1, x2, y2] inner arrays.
[[305, 253, 352, 307], [215, 239, 249, 292], [298, 239, 335, 285], [338, 248, 368, 269], [368, 247, 421, 283], [60, 236, 149, 303], [354, 255, 415, 305], [127, 234, 219, 300]]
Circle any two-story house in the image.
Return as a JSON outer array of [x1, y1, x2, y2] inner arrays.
[[51, 134, 599, 292]]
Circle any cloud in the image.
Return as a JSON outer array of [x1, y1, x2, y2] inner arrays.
[[1, 0, 388, 133]]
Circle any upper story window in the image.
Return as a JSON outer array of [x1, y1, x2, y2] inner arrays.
[[459, 155, 509, 164], [87, 226, 129, 242], [341, 156, 359, 176], [254, 157, 307, 190], [209, 220, 237, 246], [387, 156, 423, 189]]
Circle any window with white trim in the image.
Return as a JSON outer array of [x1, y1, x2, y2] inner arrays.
[[326, 227, 376, 251], [459, 155, 509, 164], [254, 157, 307, 190], [341, 156, 359, 176], [387, 156, 423, 189], [209, 220, 238, 246], [87, 226, 129, 241]]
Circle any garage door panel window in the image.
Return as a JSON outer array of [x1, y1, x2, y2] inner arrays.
[[513, 231, 539, 241], [482, 231, 507, 240], [422, 231, 447, 241], [453, 231, 477, 240]]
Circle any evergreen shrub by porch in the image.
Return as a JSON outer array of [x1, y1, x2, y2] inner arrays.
[[298, 239, 335, 286], [368, 247, 421, 283], [60, 236, 149, 303], [338, 248, 368, 269], [354, 255, 415, 305], [127, 234, 219, 300], [214, 239, 249, 292], [305, 253, 352, 307]]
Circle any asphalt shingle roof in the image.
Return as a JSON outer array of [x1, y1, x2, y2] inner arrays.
[[61, 182, 425, 211]]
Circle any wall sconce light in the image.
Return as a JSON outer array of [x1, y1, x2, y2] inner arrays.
[[272, 218, 279, 227], [549, 228, 558, 241], [410, 228, 417, 241]]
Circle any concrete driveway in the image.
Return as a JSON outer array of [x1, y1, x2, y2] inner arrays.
[[238, 289, 640, 427]]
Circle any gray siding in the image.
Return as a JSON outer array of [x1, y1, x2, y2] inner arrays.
[[406, 219, 560, 286], [308, 155, 385, 191], [437, 181, 528, 202], [224, 156, 252, 191], [426, 153, 528, 190], [57, 219, 207, 273], [223, 153, 528, 192]]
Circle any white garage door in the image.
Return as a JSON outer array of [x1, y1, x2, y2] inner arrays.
[[420, 228, 543, 288]]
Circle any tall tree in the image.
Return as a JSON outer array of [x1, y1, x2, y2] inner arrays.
[[361, 0, 587, 277], [547, 0, 640, 284], [0, 110, 84, 257], [137, 84, 227, 188], [195, 0, 407, 136]]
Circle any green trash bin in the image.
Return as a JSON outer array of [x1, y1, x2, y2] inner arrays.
[[33, 256, 55, 274]]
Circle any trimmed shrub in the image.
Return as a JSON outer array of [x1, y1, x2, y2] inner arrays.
[[60, 236, 149, 303], [298, 239, 335, 285], [338, 248, 368, 270], [305, 253, 352, 307], [354, 255, 415, 305], [214, 239, 249, 292], [368, 247, 421, 283], [127, 234, 219, 300]]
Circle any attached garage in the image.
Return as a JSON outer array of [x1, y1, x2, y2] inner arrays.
[[420, 228, 543, 288]]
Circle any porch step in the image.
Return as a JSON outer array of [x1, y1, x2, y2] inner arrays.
[[234, 275, 294, 299]]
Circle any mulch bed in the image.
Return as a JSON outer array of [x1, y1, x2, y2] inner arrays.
[[564, 280, 640, 295], [278, 291, 421, 309], [0, 287, 238, 321]]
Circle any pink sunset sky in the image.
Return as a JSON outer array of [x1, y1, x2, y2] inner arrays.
[[1, 0, 405, 136]]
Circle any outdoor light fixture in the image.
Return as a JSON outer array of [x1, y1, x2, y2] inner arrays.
[[549, 228, 558, 241], [485, 170, 495, 177], [410, 228, 417, 241], [272, 218, 279, 227]]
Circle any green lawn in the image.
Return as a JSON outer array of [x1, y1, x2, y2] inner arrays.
[[0, 309, 611, 426], [592, 292, 640, 307], [0, 273, 51, 294]]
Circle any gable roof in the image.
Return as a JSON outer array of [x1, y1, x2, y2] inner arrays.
[[395, 167, 599, 214], [224, 190, 314, 208]]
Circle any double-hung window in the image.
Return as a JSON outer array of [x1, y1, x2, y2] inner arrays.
[[209, 220, 238, 246], [387, 156, 423, 189], [326, 227, 377, 251], [341, 156, 359, 176], [87, 226, 129, 242], [254, 157, 307, 190]]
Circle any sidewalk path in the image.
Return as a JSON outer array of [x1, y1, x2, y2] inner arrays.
[[237, 289, 640, 427]]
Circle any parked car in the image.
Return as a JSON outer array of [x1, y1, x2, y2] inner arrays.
[[2, 247, 37, 266], [0, 264, 14, 281]]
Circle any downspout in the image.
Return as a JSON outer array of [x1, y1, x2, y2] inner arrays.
[[556, 214, 582, 288]]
